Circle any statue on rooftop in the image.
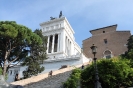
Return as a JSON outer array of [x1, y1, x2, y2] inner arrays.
[[59, 11, 62, 18], [50, 17, 55, 20]]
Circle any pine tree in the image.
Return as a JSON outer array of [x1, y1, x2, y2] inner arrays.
[[0, 21, 42, 77], [121, 35, 133, 60], [23, 29, 47, 78]]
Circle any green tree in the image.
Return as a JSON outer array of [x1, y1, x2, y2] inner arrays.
[[22, 29, 47, 78], [121, 35, 133, 59], [81, 58, 133, 88], [121, 35, 133, 68], [0, 67, 2, 75], [0, 21, 42, 77]]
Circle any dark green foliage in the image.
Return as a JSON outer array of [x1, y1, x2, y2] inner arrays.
[[121, 35, 133, 68], [81, 58, 133, 88], [121, 35, 133, 60], [0, 21, 42, 77], [127, 35, 133, 52], [0, 67, 2, 75], [22, 29, 47, 78], [23, 57, 44, 78], [33, 29, 47, 64], [63, 68, 81, 88]]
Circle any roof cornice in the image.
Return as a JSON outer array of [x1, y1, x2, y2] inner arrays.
[[90, 24, 117, 32]]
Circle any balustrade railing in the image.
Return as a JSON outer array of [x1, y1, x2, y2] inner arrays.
[[45, 54, 81, 62]]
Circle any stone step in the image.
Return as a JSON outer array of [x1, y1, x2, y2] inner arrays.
[[24, 71, 72, 88]]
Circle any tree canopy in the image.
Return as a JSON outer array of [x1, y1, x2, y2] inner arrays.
[[81, 58, 133, 88], [0, 67, 2, 75], [122, 35, 133, 60], [0, 21, 42, 77], [22, 29, 47, 78]]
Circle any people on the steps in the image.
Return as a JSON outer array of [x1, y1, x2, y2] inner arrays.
[[14, 73, 20, 81], [81, 64, 84, 69], [48, 70, 53, 77]]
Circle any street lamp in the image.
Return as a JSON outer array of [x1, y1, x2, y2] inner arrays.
[[90, 44, 102, 88]]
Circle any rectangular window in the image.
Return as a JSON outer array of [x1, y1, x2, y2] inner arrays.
[[106, 55, 111, 59], [60, 24, 61, 27], [55, 25, 59, 29], [51, 26, 54, 29], [10, 70, 12, 75], [14, 70, 18, 75], [46, 27, 49, 30], [104, 39, 107, 44]]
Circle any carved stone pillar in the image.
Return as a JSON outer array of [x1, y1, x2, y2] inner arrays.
[[57, 33, 60, 52], [69, 41, 71, 55], [67, 39, 70, 56], [52, 34, 55, 53], [47, 35, 50, 53]]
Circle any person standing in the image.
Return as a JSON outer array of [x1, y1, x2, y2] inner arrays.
[[14, 74, 20, 81], [81, 64, 84, 69]]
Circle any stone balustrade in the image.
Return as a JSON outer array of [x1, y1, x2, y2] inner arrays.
[[45, 54, 81, 62]]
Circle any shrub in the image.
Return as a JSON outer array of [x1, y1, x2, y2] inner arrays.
[[63, 68, 81, 88], [0, 68, 2, 75], [81, 58, 133, 88]]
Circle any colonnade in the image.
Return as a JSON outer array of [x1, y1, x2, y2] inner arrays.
[[47, 33, 60, 53], [65, 36, 71, 56]]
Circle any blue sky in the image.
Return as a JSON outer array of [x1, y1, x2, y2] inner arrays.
[[0, 0, 133, 47]]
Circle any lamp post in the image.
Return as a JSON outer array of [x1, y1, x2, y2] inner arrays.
[[90, 44, 102, 88]]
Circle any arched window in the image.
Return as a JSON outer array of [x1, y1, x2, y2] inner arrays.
[[104, 50, 112, 59]]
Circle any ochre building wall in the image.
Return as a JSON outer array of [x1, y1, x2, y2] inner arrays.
[[82, 25, 131, 59]]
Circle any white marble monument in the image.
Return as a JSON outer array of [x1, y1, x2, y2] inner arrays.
[[6, 15, 91, 83]]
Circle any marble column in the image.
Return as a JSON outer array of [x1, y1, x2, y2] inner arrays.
[[47, 36, 50, 53], [65, 36, 67, 53], [66, 38, 68, 55], [67, 39, 69, 55], [52, 34, 55, 53], [57, 33, 60, 52], [69, 41, 71, 55], [68, 39, 70, 55]]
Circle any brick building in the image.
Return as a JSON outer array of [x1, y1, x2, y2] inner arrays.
[[82, 24, 131, 59]]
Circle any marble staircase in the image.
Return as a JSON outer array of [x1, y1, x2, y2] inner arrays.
[[24, 71, 72, 88], [10, 62, 89, 88]]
